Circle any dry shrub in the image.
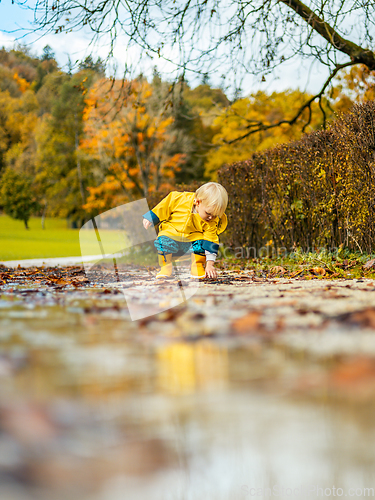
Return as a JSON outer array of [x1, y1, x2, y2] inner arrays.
[[218, 102, 375, 252]]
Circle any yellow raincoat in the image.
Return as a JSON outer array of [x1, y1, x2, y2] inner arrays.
[[144, 191, 227, 252]]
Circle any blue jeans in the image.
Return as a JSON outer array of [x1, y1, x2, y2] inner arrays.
[[154, 236, 205, 256]]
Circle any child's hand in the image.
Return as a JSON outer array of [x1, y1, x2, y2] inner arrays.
[[205, 261, 217, 279], [143, 218, 152, 229]]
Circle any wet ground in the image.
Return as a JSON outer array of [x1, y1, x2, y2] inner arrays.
[[1, 265, 375, 499]]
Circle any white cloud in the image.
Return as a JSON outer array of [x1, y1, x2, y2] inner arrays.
[[0, 31, 17, 48]]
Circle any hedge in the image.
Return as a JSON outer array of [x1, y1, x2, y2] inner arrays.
[[218, 101, 375, 253]]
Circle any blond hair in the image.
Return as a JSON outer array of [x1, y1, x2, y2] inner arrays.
[[195, 182, 228, 217]]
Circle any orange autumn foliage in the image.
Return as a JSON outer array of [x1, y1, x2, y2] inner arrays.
[[80, 78, 184, 212], [331, 65, 375, 113], [13, 72, 31, 93]]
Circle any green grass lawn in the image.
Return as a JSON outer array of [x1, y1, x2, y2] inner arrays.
[[0, 215, 82, 261]]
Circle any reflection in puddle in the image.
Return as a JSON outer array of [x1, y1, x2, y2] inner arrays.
[[157, 343, 228, 394], [0, 298, 375, 499]]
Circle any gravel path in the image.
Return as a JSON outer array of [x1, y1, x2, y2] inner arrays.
[[1, 267, 375, 499]]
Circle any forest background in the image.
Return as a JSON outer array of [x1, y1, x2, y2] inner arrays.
[[0, 44, 373, 257]]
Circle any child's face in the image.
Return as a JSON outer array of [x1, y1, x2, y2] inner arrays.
[[195, 199, 216, 222]]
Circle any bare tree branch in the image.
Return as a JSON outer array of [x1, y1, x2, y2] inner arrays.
[[279, 0, 375, 69], [226, 60, 356, 144], [21, 0, 375, 138]]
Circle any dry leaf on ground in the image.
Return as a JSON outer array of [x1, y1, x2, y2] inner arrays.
[[363, 258, 375, 270], [271, 266, 286, 274], [310, 267, 326, 276], [232, 311, 262, 334], [336, 308, 375, 329]]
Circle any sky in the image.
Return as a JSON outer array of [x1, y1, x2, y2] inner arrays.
[[0, 0, 331, 98]]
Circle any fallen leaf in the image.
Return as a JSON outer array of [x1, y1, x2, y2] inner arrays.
[[271, 266, 286, 274], [335, 308, 375, 328], [310, 267, 326, 276], [290, 269, 304, 278], [363, 258, 375, 270], [46, 277, 71, 286], [232, 311, 261, 334], [330, 357, 375, 388], [328, 272, 341, 278], [0, 403, 56, 445]]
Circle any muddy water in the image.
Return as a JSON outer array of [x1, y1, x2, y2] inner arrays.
[[1, 285, 375, 500]]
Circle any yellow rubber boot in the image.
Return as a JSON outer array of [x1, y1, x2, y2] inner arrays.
[[156, 254, 173, 279], [191, 253, 206, 279]]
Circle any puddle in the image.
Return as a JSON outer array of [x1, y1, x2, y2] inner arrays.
[[0, 284, 375, 500]]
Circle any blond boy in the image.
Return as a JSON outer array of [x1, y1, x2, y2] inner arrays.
[[143, 182, 228, 279]]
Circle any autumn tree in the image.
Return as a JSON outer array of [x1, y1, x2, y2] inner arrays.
[[81, 77, 183, 212], [78, 55, 105, 75], [184, 84, 230, 116], [27, 0, 375, 135], [148, 73, 227, 183], [34, 67, 100, 223], [205, 89, 327, 178], [0, 167, 39, 229], [0, 47, 42, 175], [0, 46, 40, 92], [330, 65, 375, 114], [0, 69, 40, 181]]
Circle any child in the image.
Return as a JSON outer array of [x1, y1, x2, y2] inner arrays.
[[143, 182, 228, 279]]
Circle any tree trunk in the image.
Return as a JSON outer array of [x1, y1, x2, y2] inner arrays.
[[75, 113, 85, 203], [281, 0, 375, 70], [41, 202, 48, 229]]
